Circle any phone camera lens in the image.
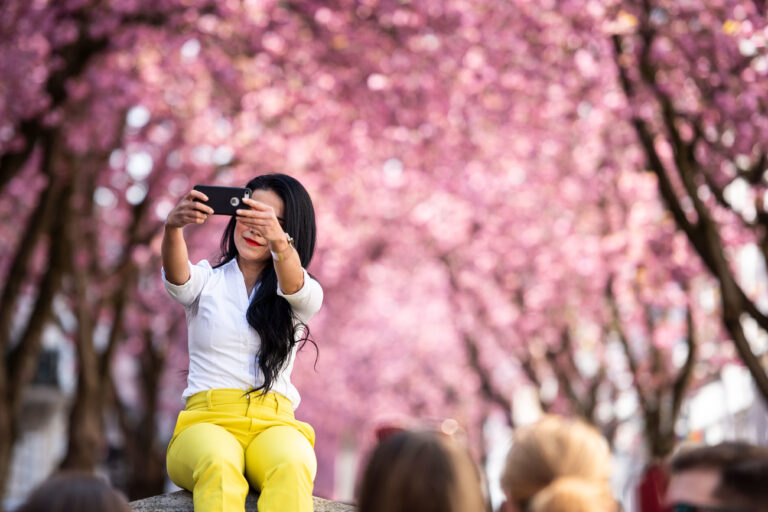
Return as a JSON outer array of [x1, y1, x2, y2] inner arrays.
[[230, 197, 240, 207]]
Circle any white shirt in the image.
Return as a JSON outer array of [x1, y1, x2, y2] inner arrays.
[[162, 258, 323, 409]]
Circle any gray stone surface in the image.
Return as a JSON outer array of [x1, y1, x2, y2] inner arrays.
[[130, 490, 355, 511]]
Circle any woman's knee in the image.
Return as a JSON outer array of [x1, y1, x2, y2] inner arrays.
[[278, 450, 316, 479], [167, 423, 245, 489], [245, 438, 317, 486]]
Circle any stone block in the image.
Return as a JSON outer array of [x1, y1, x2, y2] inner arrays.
[[130, 490, 356, 511]]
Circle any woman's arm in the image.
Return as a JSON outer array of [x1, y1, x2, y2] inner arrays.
[[269, 232, 304, 294], [277, 270, 323, 323], [162, 189, 214, 285]]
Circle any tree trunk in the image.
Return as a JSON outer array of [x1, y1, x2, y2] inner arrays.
[[127, 448, 167, 501], [0, 398, 14, 511], [59, 164, 104, 471], [109, 325, 168, 500], [58, 372, 103, 471]]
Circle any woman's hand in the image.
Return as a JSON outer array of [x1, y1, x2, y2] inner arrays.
[[163, 189, 213, 285], [165, 189, 214, 229], [236, 198, 289, 251]]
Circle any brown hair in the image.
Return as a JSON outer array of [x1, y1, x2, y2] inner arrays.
[[16, 471, 132, 512], [357, 430, 487, 512], [501, 415, 616, 512], [669, 441, 768, 508]]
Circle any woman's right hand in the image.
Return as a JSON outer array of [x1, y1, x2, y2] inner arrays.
[[165, 189, 215, 229]]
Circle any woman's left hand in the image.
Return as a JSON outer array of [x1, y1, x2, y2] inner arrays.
[[236, 198, 287, 249]]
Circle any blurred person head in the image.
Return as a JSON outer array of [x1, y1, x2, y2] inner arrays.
[[500, 415, 617, 512], [16, 471, 131, 512], [665, 441, 768, 512], [357, 429, 487, 512]]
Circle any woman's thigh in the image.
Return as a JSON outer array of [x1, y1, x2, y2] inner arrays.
[[167, 422, 246, 491], [244, 425, 317, 489]]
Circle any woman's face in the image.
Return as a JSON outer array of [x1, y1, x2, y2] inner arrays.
[[234, 188, 285, 263]]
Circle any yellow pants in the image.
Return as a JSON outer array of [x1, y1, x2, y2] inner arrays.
[[166, 389, 316, 512]]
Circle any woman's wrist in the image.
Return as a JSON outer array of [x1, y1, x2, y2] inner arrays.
[[164, 223, 184, 235], [269, 233, 295, 261], [268, 237, 290, 254]]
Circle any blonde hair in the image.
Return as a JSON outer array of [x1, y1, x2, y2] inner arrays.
[[357, 430, 487, 512], [501, 415, 616, 512]]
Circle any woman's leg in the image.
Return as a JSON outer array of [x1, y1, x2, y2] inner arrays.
[[244, 425, 317, 512], [167, 422, 249, 512]]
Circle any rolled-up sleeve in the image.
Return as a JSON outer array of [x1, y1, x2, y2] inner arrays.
[[277, 269, 323, 324], [162, 260, 213, 307]]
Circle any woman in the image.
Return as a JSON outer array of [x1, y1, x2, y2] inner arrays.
[[500, 415, 617, 512], [162, 174, 322, 512], [357, 429, 487, 512]]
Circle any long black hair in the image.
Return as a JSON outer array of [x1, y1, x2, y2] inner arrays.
[[216, 173, 317, 395]]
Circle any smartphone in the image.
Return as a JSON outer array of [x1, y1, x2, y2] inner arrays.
[[193, 185, 252, 215]]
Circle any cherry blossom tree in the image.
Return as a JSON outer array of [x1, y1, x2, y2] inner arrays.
[[610, 0, 768, 401], [0, 0, 758, 505]]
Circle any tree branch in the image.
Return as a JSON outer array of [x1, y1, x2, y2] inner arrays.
[[606, 278, 652, 415], [671, 302, 697, 422], [0, 132, 59, 352], [440, 254, 514, 426]]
